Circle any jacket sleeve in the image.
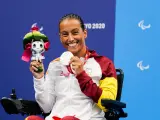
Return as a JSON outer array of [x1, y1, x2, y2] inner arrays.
[[76, 57, 117, 112], [33, 61, 57, 113]]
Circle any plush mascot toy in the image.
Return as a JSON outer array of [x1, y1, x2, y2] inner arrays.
[[21, 23, 50, 72]]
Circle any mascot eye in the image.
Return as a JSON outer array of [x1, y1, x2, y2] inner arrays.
[[40, 44, 43, 48], [33, 44, 36, 48]]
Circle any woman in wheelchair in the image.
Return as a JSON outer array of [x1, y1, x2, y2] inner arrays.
[[29, 13, 117, 120]]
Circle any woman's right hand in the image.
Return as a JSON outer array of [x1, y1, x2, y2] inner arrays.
[[29, 60, 44, 79]]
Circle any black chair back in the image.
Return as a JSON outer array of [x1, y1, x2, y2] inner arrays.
[[116, 68, 124, 101]]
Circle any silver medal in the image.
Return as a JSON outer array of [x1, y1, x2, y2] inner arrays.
[[60, 51, 73, 66]]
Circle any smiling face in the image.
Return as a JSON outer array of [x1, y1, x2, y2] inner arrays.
[[59, 18, 87, 57]]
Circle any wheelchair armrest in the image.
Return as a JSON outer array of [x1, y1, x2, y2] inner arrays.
[[0, 89, 50, 117], [101, 99, 127, 118], [101, 99, 126, 109], [1, 97, 21, 114], [1, 97, 42, 115]]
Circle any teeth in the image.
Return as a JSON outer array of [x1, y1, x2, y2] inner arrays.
[[69, 43, 77, 47]]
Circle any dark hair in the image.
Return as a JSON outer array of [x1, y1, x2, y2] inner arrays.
[[59, 13, 85, 31]]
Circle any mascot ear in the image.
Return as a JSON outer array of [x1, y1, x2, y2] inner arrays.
[[40, 39, 44, 43], [31, 39, 34, 43]]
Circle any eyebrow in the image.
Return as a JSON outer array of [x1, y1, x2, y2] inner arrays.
[[71, 28, 79, 31], [61, 28, 80, 33]]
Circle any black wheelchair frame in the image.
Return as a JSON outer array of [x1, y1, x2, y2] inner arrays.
[[1, 68, 127, 120]]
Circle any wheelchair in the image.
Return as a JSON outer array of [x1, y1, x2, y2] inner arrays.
[[0, 68, 127, 120]]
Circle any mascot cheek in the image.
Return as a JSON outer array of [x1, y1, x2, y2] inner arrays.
[[25, 115, 44, 120]]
